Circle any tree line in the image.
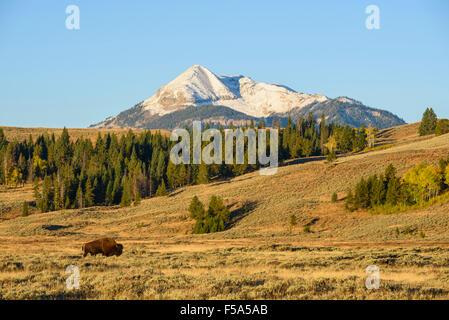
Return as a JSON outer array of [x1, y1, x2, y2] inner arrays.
[[419, 108, 449, 136], [0, 113, 374, 213], [279, 113, 376, 162], [345, 159, 449, 212]]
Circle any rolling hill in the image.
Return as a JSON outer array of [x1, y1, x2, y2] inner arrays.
[[0, 123, 449, 299]]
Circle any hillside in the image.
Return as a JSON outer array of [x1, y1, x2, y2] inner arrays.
[[1, 123, 449, 299]]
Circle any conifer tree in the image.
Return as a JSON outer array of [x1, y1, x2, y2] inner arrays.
[[345, 190, 355, 212], [22, 201, 29, 217], [435, 119, 449, 136], [84, 178, 94, 207], [189, 195, 205, 220], [76, 183, 84, 209], [197, 162, 209, 184], [41, 175, 54, 213], [386, 177, 401, 205], [133, 189, 141, 206], [419, 108, 438, 136], [33, 177, 40, 200], [120, 177, 132, 207], [155, 180, 168, 196]]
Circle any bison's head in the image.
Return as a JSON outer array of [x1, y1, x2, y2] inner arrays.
[[114, 243, 123, 256]]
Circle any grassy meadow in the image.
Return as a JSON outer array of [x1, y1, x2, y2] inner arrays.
[[1, 123, 449, 299]]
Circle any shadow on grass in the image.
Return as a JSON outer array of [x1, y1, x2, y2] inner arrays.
[[227, 200, 258, 229], [42, 224, 71, 231]]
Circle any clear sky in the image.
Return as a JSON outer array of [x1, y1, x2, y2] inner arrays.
[[0, 0, 448, 128]]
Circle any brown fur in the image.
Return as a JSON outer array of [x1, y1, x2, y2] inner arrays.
[[83, 238, 123, 257]]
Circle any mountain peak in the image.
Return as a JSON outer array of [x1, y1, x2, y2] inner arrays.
[[91, 66, 406, 130], [187, 64, 208, 71], [140, 65, 237, 115]]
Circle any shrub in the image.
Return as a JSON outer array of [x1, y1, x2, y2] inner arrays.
[[326, 152, 337, 163], [331, 193, 338, 203], [22, 201, 29, 217], [289, 215, 297, 233], [345, 191, 355, 212], [404, 226, 414, 235]]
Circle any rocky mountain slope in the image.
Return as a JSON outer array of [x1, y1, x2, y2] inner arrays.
[[91, 65, 405, 129]]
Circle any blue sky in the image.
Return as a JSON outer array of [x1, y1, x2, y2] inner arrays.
[[0, 0, 448, 128]]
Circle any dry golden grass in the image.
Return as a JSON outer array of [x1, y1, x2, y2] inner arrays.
[[1, 123, 449, 299]]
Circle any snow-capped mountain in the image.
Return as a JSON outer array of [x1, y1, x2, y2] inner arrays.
[[91, 65, 405, 129]]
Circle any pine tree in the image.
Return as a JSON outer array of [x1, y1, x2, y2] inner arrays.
[[197, 162, 209, 184], [354, 126, 367, 152], [120, 176, 133, 207], [133, 189, 141, 206], [54, 176, 62, 210], [340, 125, 354, 152], [55, 127, 71, 167], [289, 214, 297, 233], [155, 180, 168, 196], [76, 183, 84, 209], [370, 175, 386, 206], [445, 164, 449, 188], [41, 175, 53, 213], [345, 190, 355, 212], [419, 108, 438, 136], [331, 192, 338, 203], [384, 164, 397, 185], [84, 178, 94, 207], [189, 196, 205, 220], [33, 177, 40, 200], [206, 195, 229, 232], [320, 113, 329, 154], [22, 201, 29, 217], [105, 180, 113, 205], [166, 160, 177, 189], [386, 177, 401, 205], [435, 119, 449, 136], [354, 178, 370, 209], [111, 175, 122, 204]]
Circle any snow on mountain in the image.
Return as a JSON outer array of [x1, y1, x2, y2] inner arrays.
[[217, 75, 328, 117], [141, 65, 238, 116], [136, 65, 328, 118], [91, 65, 405, 129]]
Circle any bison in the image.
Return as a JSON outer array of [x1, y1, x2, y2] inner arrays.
[[82, 238, 123, 257]]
